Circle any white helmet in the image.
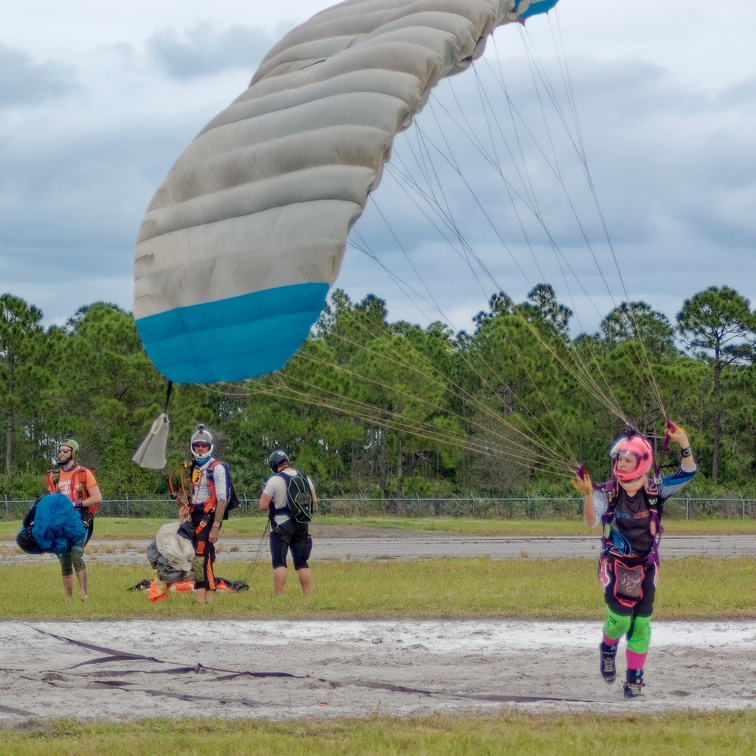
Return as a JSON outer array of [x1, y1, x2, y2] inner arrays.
[[190, 425, 214, 461]]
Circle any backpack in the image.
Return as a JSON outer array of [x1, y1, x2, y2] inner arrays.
[[277, 469, 314, 524], [200, 460, 240, 519]]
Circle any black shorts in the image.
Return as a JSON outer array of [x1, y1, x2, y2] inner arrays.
[[270, 522, 312, 570], [600, 554, 658, 616]]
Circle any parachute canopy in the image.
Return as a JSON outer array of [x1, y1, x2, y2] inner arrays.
[[134, 0, 561, 384], [16, 494, 87, 556]]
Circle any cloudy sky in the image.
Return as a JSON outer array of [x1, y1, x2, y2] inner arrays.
[[2, 0, 755, 338]]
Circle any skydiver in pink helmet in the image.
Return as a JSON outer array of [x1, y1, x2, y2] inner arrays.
[[573, 420, 697, 699]]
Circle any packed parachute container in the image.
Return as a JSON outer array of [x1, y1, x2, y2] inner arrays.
[[16, 494, 87, 556], [132, 521, 248, 601]]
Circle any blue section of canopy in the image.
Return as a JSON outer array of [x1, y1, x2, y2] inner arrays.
[[517, 0, 560, 19], [28, 494, 87, 555], [135, 283, 330, 384]]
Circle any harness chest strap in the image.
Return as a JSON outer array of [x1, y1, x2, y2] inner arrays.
[[599, 481, 663, 566], [192, 461, 229, 534], [201, 460, 226, 513], [45, 466, 93, 509]]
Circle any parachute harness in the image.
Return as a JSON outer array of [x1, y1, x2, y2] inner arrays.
[[168, 462, 192, 511], [595, 424, 670, 567]]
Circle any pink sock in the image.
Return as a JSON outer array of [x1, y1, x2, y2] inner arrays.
[[603, 634, 619, 647], [626, 650, 647, 669]]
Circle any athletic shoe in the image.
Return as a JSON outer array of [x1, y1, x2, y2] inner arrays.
[[599, 642, 617, 684], [623, 669, 645, 699]]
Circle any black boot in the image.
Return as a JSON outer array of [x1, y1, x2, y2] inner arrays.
[[623, 668, 645, 699], [599, 642, 617, 684]]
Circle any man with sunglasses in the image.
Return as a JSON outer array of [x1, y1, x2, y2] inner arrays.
[[44, 437, 102, 601]]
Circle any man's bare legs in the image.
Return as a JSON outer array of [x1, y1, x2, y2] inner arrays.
[[273, 566, 287, 596], [273, 566, 311, 596], [77, 568, 88, 601], [195, 588, 214, 604], [297, 567, 311, 597]]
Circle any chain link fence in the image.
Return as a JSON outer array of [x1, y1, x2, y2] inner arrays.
[[3, 495, 756, 521]]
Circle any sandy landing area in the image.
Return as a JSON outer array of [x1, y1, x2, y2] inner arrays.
[[0, 619, 755, 723], [1, 528, 755, 723]]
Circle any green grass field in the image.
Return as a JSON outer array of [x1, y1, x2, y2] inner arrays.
[[2, 518, 755, 751], [3, 713, 756, 755], [0, 556, 753, 621]]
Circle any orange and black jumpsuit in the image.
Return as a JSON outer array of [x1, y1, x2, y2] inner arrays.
[[188, 458, 228, 590]]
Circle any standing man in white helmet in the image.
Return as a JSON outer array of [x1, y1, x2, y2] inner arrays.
[[44, 436, 102, 601], [178, 425, 229, 604], [259, 450, 316, 597]]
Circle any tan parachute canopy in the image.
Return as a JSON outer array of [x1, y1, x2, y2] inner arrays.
[[134, 0, 560, 384]]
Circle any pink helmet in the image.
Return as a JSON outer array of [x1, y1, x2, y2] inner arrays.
[[610, 434, 653, 482]]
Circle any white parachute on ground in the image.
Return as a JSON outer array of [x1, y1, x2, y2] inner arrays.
[[134, 0, 560, 385]]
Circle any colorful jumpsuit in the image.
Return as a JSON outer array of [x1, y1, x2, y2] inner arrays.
[[590, 465, 697, 673]]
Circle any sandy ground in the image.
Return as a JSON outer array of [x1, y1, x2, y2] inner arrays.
[[1, 527, 755, 723], [1, 619, 755, 723]]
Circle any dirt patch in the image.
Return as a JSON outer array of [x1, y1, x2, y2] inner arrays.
[[1, 619, 754, 723]]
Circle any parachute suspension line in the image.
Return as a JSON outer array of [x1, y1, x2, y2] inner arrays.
[[518, 29, 566, 189], [231, 368, 574, 477], [387, 114, 631, 426], [321, 305, 580, 475], [368, 199, 446, 317], [446, 72, 501, 171], [482, 51, 619, 323], [381, 156, 504, 308], [404, 105, 479, 275], [469, 63, 542, 221], [485, 37, 661, 418], [385, 142, 494, 301], [375, 126, 632, 439], [424, 76, 611, 334], [231, 377, 522, 470], [407, 112, 449, 206], [235, 519, 270, 587], [546, 7, 588, 167], [310, 296, 570, 470], [291, 350, 570, 474], [352, 194, 581, 466], [163, 380, 173, 414], [349, 231, 444, 322], [513, 22, 668, 417], [451, 65, 614, 421], [426, 93, 541, 222], [349, 236, 581, 468]]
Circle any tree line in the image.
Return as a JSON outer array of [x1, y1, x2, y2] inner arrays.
[[1, 284, 754, 502]]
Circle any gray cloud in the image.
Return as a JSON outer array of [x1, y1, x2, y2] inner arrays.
[[147, 22, 275, 79], [0, 43, 79, 108], [1, 19, 754, 338], [338, 53, 756, 334]]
